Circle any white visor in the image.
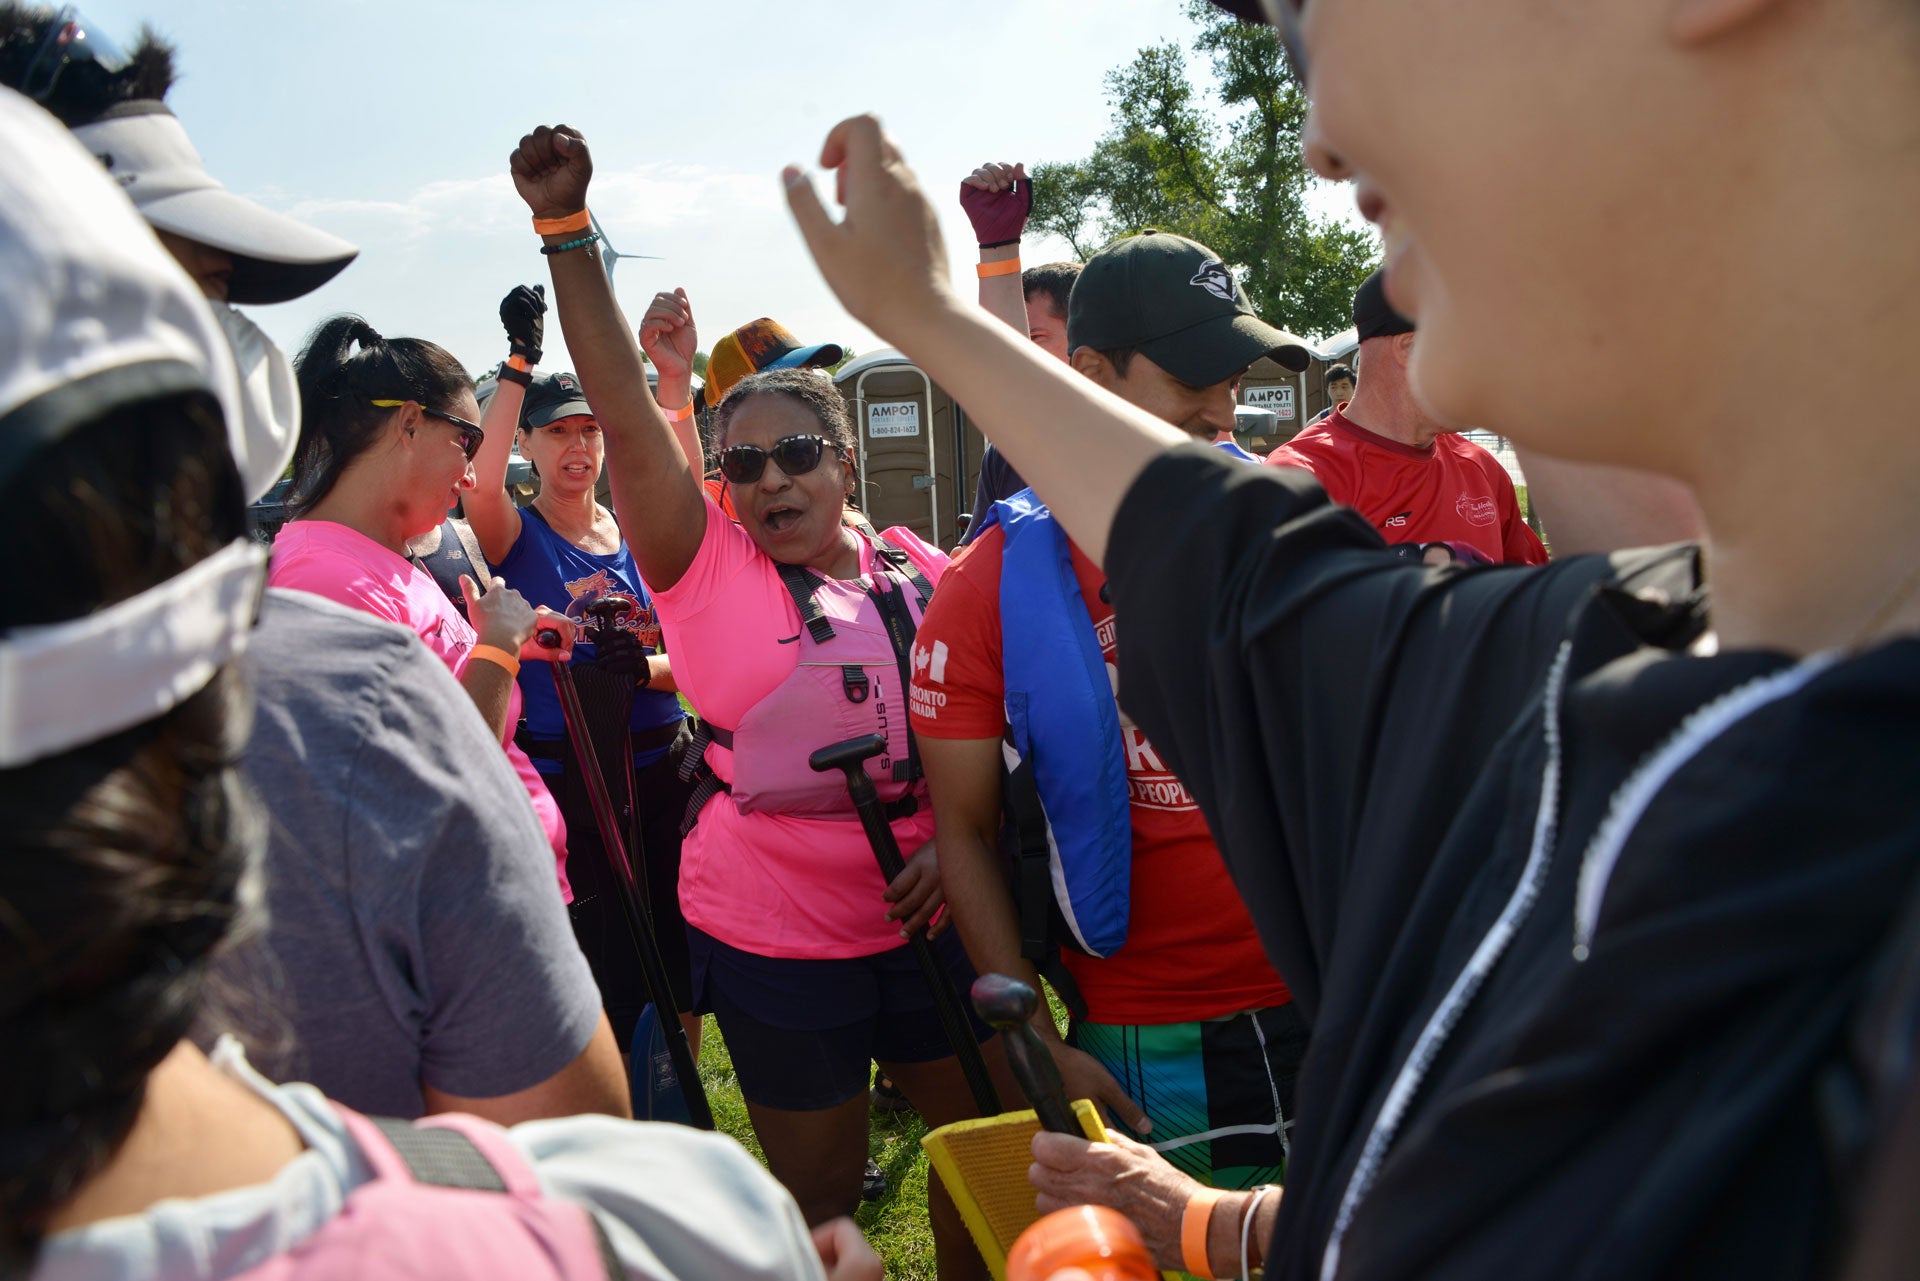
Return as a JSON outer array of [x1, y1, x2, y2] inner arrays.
[[0, 89, 266, 768]]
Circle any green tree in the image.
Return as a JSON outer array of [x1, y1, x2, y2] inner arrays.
[[692, 350, 709, 377], [1028, 0, 1376, 339]]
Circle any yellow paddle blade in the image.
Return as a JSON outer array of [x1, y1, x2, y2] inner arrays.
[[920, 1099, 1107, 1281]]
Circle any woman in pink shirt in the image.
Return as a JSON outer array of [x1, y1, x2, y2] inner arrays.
[[269, 315, 575, 899], [512, 127, 1013, 1277]]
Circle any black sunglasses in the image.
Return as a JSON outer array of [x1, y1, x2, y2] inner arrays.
[[717, 433, 838, 485], [22, 8, 130, 103], [425, 408, 486, 461], [372, 399, 484, 461]]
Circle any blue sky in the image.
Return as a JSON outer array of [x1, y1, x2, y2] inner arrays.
[[86, 0, 1367, 373]]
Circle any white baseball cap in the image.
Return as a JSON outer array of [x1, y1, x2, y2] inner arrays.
[[0, 88, 266, 769], [74, 101, 357, 305]]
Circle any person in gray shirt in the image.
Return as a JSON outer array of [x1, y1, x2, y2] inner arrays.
[[226, 587, 626, 1122]]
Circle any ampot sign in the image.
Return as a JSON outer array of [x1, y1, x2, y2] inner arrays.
[[867, 401, 922, 438], [1242, 384, 1296, 420]]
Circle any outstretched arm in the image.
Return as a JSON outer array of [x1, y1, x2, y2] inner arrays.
[[467, 283, 547, 566], [960, 160, 1031, 336], [786, 117, 1183, 567], [637, 287, 708, 476], [510, 125, 707, 591]]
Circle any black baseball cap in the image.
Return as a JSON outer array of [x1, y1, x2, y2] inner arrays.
[[522, 371, 591, 428], [1353, 268, 1415, 342], [1067, 231, 1313, 383]]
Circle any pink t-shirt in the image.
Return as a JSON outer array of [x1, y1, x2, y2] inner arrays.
[[656, 500, 947, 959], [268, 520, 571, 901]]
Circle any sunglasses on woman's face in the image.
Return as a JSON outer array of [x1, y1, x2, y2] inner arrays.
[[371, 399, 485, 462], [716, 433, 838, 485]]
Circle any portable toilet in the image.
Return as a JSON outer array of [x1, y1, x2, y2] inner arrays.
[[834, 349, 982, 549], [1238, 353, 1309, 450]]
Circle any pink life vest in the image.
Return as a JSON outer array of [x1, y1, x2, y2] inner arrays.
[[229, 1107, 617, 1281], [694, 530, 934, 823]]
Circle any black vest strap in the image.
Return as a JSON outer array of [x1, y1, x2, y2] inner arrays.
[[406, 517, 489, 622], [776, 560, 839, 644], [868, 576, 925, 785], [370, 1118, 621, 1279]]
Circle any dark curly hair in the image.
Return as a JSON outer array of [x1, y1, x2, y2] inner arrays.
[[711, 367, 857, 456], [0, 388, 257, 1274], [0, 4, 175, 124]]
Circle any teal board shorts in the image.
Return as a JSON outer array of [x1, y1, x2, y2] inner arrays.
[[1071, 1002, 1308, 1189]]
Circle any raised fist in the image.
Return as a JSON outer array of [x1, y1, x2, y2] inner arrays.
[[510, 125, 593, 221], [500, 283, 546, 365], [959, 160, 1031, 247]]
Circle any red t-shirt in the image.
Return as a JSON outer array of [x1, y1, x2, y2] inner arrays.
[[1267, 406, 1548, 565], [910, 526, 1291, 1024]]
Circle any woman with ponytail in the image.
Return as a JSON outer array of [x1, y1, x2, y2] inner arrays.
[[269, 314, 577, 898], [2, 87, 869, 1281]]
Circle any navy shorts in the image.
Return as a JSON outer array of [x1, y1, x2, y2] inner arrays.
[[690, 925, 992, 1111]]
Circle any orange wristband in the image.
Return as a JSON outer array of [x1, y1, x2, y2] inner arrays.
[[976, 257, 1022, 278], [1181, 1186, 1224, 1278], [467, 644, 521, 678], [661, 400, 695, 423], [532, 209, 591, 236], [506, 354, 530, 373]]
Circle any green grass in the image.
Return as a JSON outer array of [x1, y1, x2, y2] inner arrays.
[[695, 1015, 939, 1280], [692, 991, 1071, 1280]]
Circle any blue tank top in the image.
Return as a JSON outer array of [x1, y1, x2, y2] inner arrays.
[[492, 506, 684, 769]]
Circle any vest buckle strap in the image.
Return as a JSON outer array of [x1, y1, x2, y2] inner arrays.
[[842, 665, 871, 703]]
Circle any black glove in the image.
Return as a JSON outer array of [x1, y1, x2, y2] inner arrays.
[[500, 283, 546, 366]]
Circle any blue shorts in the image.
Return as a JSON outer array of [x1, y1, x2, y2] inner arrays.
[[690, 926, 992, 1111]]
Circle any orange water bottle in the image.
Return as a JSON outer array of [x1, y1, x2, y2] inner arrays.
[[1007, 1205, 1159, 1281]]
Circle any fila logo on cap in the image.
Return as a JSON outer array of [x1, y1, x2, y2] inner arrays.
[[1190, 259, 1236, 303]]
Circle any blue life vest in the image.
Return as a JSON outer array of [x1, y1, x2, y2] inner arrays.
[[974, 488, 1132, 958]]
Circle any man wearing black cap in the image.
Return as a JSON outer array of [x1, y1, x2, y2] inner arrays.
[[1267, 269, 1547, 565], [908, 232, 1310, 1193]]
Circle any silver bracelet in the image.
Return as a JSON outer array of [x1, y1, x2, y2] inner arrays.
[[1240, 1183, 1280, 1281]]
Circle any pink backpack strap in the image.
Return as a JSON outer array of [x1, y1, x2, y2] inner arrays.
[[334, 1107, 622, 1279]]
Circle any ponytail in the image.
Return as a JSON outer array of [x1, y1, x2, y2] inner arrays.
[[290, 314, 471, 516]]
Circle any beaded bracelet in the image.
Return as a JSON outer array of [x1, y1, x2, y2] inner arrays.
[[540, 231, 601, 256]]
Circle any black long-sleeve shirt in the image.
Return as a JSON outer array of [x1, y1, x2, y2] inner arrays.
[[1106, 445, 1919, 1281]]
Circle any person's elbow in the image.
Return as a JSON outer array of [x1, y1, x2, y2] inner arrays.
[[423, 1012, 631, 1125]]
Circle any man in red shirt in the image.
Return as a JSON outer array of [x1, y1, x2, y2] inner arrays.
[[913, 231, 1309, 1190], [1269, 270, 1548, 565]]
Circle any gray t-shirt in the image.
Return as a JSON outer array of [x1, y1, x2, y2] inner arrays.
[[217, 588, 601, 1116], [32, 1039, 824, 1281]]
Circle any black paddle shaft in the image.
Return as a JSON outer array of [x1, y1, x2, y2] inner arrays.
[[541, 628, 713, 1130], [809, 734, 1002, 1117], [971, 973, 1079, 1135]]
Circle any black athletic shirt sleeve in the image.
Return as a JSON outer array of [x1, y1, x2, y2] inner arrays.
[[1105, 444, 1656, 1019], [961, 445, 1028, 545]]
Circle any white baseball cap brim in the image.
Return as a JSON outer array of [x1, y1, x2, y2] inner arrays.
[[74, 101, 356, 305]]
